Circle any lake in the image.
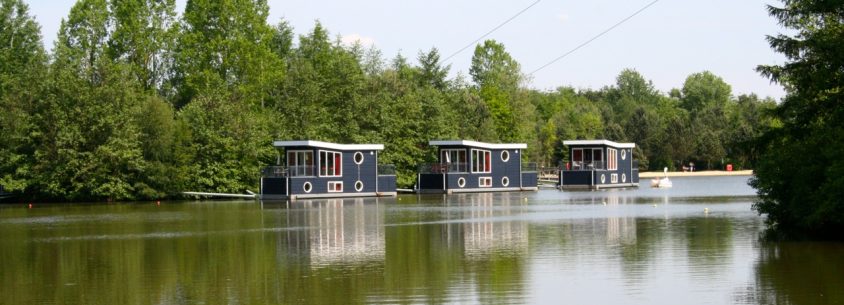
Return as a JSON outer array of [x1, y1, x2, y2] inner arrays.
[[1, 176, 843, 304]]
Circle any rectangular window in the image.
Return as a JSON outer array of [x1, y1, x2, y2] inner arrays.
[[471, 149, 492, 173], [611, 173, 618, 183], [287, 150, 314, 176], [328, 181, 343, 192], [441, 149, 467, 172], [479, 177, 492, 187], [319, 150, 342, 177], [572, 148, 583, 170], [607, 148, 618, 170], [593, 149, 603, 169]]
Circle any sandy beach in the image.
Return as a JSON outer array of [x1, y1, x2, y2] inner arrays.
[[638, 170, 753, 178]]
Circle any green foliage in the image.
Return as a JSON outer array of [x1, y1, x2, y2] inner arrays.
[[173, 0, 281, 108], [0, 2, 779, 200], [751, 0, 844, 239], [108, 0, 177, 91], [0, 0, 46, 192]]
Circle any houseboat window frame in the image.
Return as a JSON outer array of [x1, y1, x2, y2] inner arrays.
[[607, 148, 618, 171], [593, 149, 604, 169], [440, 149, 468, 172], [501, 176, 510, 187], [318, 150, 343, 177], [303, 182, 313, 193], [353, 151, 365, 165], [572, 148, 583, 170], [572, 147, 605, 170], [471, 149, 492, 174], [354, 180, 364, 192], [287, 150, 315, 177], [501, 150, 510, 162], [457, 177, 466, 188], [327, 181, 343, 192], [479, 177, 493, 187]]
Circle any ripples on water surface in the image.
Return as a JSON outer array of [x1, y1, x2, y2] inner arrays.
[[1, 176, 843, 304]]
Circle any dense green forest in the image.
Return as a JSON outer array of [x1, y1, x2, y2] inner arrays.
[[0, 0, 777, 201]]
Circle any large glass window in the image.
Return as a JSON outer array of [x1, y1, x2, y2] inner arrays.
[[572, 149, 583, 169], [608, 148, 618, 170], [441, 149, 467, 172], [593, 149, 603, 169], [571, 148, 607, 170], [287, 150, 314, 176], [471, 149, 492, 173], [319, 150, 342, 177]]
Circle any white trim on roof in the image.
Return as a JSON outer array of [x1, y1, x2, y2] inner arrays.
[[273, 140, 384, 151], [563, 140, 635, 148], [429, 140, 527, 150]]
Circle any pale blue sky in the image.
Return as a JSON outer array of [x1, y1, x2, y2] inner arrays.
[[27, 0, 787, 99]]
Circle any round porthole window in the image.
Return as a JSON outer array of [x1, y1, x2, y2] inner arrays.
[[303, 182, 312, 193], [622, 173, 627, 183], [621, 149, 627, 160], [457, 177, 466, 188], [502, 176, 510, 187], [355, 180, 364, 192], [354, 152, 364, 165], [501, 150, 510, 162], [601, 174, 606, 184]]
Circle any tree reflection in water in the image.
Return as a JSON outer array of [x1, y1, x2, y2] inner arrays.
[[736, 242, 844, 305]]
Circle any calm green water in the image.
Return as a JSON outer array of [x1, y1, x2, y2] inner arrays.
[[1, 176, 843, 305]]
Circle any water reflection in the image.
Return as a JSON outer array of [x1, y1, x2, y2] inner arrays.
[[273, 198, 385, 266], [449, 193, 528, 258], [604, 194, 638, 245], [737, 242, 844, 305], [3, 176, 844, 305]]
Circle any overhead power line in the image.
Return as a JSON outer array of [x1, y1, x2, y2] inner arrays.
[[442, 0, 542, 63], [528, 0, 660, 75]]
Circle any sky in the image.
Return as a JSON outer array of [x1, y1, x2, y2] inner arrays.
[[26, 0, 788, 99]]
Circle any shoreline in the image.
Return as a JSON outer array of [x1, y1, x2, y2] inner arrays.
[[639, 170, 753, 178]]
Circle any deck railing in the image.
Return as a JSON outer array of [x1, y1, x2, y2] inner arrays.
[[262, 166, 288, 178], [262, 165, 318, 177], [418, 163, 448, 174], [570, 161, 606, 171], [378, 164, 396, 175], [521, 162, 538, 172]]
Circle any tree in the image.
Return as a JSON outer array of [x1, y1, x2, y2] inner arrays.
[[31, 0, 149, 201], [417, 47, 450, 90], [469, 40, 524, 142], [607, 69, 661, 121], [751, 1, 844, 239], [679, 71, 732, 114], [0, 0, 47, 193], [173, 0, 281, 108], [108, 0, 177, 91], [278, 22, 365, 141]]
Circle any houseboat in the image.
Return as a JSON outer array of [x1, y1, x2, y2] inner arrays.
[[559, 140, 639, 190], [416, 140, 538, 193], [260, 140, 397, 200]]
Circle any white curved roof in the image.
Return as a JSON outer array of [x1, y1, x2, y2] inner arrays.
[[563, 140, 635, 148], [273, 140, 384, 151], [429, 140, 527, 149]]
